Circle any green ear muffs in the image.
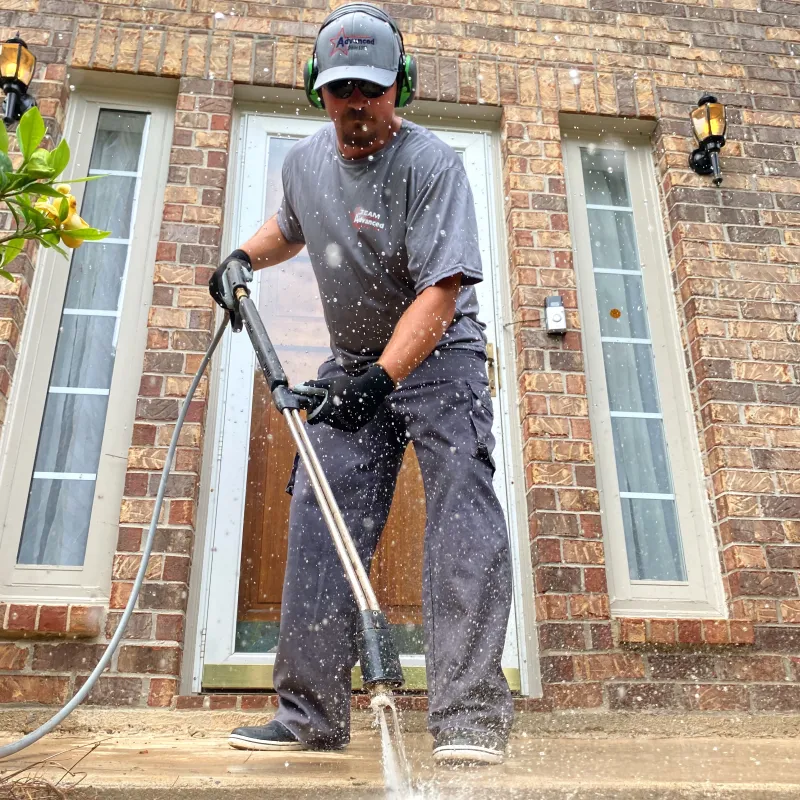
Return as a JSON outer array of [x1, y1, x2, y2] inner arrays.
[[304, 57, 324, 109], [396, 54, 416, 108]]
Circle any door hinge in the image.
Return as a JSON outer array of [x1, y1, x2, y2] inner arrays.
[[486, 342, 501, 397], [199, 627, 207, 661]]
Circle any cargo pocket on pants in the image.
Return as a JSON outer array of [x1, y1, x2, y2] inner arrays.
[[466, 379, 496, 476]]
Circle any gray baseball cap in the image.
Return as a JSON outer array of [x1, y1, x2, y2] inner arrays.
[[314, 9, 401, 91]]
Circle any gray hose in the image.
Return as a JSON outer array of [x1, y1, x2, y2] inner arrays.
[[0, 317, 229, 760]]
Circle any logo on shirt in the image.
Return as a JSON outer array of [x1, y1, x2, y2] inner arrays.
[[351, 206, 385, 231], [329, 28, 375, 57]]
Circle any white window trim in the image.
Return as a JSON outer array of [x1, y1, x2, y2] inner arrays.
[[0, 90, 173, 603], [563, 128, 726, 619]]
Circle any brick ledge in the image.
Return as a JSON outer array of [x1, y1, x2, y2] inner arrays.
[[0, 603, 104, 640], [615, 618, 755, 648]]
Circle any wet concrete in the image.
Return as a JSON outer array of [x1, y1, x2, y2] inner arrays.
[[2, 728, 800, 798], [2, 708, 799, 739]]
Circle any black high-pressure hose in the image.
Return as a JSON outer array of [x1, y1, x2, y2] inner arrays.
[[0, 318, 229, 760]]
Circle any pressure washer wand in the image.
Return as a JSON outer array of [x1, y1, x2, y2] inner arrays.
[[231, 270, 403, 694]]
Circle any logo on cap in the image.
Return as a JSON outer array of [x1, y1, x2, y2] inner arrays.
[[329, 26, 376, 56]]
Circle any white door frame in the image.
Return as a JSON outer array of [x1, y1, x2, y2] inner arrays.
[[191, 110, 538, 696]]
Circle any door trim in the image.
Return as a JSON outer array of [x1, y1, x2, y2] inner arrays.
[[202, 664, 522, 692]]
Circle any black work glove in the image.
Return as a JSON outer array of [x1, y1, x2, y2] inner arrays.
[[209, 249, 252, 331], [304, 363, 395, 432]]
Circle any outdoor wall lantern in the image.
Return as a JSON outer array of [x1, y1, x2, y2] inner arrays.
[[1, 35, 36, 125], [689, 95, 727, 186]]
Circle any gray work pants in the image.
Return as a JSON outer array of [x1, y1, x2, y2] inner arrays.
[[272, 349, 513, 748]]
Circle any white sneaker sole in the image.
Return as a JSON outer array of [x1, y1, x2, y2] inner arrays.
[[432, 744, 505, 765], [228, 734, 306, 751]]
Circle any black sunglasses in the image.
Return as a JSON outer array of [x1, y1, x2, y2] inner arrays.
[[325, 79, 390, 100]]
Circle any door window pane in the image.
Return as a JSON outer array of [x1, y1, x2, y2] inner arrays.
[[64, 242, 128, 311], [622, 498, 684, 582], [90, 111, 146, 171], [17, 479, 96, 567], [602, 342, 660, 414], [595, 272, 649, 339], [581, 147, 687, 583], [80, 175, 137, 239], [587, 209, 640, 272], [581, 148, 630, 205], [18, 109, 148, 566], [32, 394, 109, 474], [611, 417, 673, 495], [51, 316, 117, 388]]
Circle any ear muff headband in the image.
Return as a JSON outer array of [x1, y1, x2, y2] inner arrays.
[[304, 4, 416, 109]]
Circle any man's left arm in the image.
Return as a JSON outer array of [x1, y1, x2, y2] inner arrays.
[[377, 273, 461, 384]]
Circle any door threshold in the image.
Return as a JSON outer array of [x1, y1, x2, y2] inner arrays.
[[203, 664, 521, 692]]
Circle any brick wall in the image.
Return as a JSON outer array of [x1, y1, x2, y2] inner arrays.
[[1, 0, 799, 712]]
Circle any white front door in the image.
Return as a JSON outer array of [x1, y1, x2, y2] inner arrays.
[[192, 112, 532, 695]]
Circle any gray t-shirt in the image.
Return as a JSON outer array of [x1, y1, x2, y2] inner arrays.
[[276, 119, 486, 373]]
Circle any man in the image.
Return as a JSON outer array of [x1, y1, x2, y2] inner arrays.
[[209, 3, 513, 765]]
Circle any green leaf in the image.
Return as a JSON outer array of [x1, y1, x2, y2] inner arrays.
[[58, 196, 69, 221], [34, 183, 71, 199], [61, 174, 103, 184], [1, 238, 25, 267], [2, 173, 33, 193], [0, 151, 12, 174], [49, 138, 70, 178], [0, 269, 13, 282], [0, 121, 8, 155], [5, 198, 21, 229], [19, 203, 51, 230], [35, 232, 67, 257], [59, 227, 110, 241], [16, 107, 46, 161], [25, 150, 55, 179]]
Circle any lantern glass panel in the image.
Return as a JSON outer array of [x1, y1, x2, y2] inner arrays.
[[0, 43, 21, 81], [690, 105, 710, 144], [707, 103, 726, 138], [0, 41, 35, 87]]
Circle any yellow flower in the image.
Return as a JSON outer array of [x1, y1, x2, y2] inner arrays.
[[60, 212, 90, 249], [34, 185, 90, 249], [33, 198, 60, 224]]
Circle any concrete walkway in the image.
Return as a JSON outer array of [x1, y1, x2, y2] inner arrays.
[[3, 727, 800, 799]]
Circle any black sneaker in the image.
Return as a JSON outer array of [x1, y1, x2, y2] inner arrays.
[[229, 719, 306, 751], [432, 729, 506, 765]]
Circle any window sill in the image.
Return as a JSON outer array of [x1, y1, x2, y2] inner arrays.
[[615, 618, 754, 649], [0, 603, 103, 640]]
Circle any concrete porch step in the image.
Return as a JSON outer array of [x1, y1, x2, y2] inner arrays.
[[2, 729, 800, 799]]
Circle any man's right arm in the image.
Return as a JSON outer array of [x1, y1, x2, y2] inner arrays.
[[239, 214, 305, 271]]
